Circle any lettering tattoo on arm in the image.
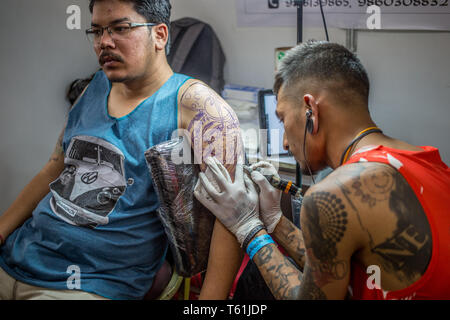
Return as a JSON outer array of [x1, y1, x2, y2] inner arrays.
[[372, 169, 431, 281], [335, 163, 432, 284], [253, 243, 304, 300]]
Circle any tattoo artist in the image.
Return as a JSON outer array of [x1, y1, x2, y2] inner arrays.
[[194, 41, 450, 300]]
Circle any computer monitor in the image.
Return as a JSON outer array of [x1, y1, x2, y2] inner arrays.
[[258, 89, 288, 157]]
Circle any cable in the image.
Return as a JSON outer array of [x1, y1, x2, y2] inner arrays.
[[318, 0, 329, 41], [302, 118, 316, 185]]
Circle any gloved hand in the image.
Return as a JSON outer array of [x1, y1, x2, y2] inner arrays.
[[194, 157, 264, 246], [249, 161, 283, 233]]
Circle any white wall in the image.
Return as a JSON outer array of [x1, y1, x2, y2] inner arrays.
[[0, 0, 449, 213], [171, 0, 450, 163], [0, 0, 98, 213]]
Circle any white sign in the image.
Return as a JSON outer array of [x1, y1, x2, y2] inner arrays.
[[236, 0, 450, 30]]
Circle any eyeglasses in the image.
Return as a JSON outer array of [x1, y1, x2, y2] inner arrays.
[[85, 22, 157, 44]]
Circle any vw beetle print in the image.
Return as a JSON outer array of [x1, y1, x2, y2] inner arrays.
[[49, 136, 127, 228]]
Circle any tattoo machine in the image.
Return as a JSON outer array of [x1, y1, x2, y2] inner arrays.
[[243, 166, 302, 200]]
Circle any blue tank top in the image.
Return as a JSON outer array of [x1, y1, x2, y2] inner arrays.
[[0, 71, 191, 299]]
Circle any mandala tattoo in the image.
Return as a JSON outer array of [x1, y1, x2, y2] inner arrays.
[[302, 192, 350, 289], [308, 192, 348, 261]]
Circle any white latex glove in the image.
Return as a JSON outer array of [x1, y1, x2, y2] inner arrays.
[[249, 161, 283, 233], [194, 157, 264, 246]]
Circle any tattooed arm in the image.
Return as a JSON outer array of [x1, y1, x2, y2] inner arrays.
[[251, 179, 360, 299], [249, 163, 385, 300], [271, 215, 306, 271], [0, 127, 66, 241], [252, 161, 432, 299], [333, 162, 432, 291], [178, 80, 244, 300]]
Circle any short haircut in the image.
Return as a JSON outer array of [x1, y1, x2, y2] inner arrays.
[[89, 0, 172, 55], [274, 40, 370, 106]]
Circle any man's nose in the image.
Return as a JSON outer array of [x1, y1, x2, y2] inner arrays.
[[99, 29, 115, 48], [283, 132, 289, 151]]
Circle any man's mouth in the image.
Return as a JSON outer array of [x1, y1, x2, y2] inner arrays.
[[99, 53, 123, 67]]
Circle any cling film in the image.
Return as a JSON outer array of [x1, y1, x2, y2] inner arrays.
[[145, 137, 215, 277]]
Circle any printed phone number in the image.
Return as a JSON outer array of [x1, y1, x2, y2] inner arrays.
[[288, 0, 449, 7]]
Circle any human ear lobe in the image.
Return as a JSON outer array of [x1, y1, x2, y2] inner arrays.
[[303, 94, 319, 135], [153, 24, 168, 51]]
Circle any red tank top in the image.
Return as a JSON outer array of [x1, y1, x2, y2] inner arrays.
[[344, 145, 450, 300]]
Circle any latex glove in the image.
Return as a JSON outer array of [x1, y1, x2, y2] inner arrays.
[[249, 161, 283, 233], [194, 157, 264, 246]]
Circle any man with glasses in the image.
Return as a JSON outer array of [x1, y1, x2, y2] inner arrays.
[[0, 0, 243, 300]]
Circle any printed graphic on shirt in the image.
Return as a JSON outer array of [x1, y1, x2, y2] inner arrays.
[[49, 135, 127, 228]]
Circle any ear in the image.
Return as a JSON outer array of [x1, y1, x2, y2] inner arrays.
[[303, 94, 319, 135], [152, 23, 169, 53]]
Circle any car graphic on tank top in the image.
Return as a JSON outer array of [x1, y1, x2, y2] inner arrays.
[[49, 135, 127, 228]]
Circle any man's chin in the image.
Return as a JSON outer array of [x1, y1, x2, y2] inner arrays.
[[102, 71, 127, 83]]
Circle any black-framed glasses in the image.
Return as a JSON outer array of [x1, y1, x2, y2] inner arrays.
[[85, 22, 157, 44]]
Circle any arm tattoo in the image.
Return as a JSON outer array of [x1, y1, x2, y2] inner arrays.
[[253, 191, 350, 300], [254, 244, 304, 300], [180, 83, 243, 168], [335, 176, 376, 248], [335, 163, 432, 283], [49, 129, 65, 163], [273, 217, 306, 271], [351, 166, 394, 207], [372, 170, 431, 281], [298, 264, 327, 300], [302, 192, 350, 288]]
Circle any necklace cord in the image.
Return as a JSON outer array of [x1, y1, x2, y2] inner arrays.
[[340, 127, 383, 166]]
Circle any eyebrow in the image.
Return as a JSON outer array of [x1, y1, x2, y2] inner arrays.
[[91, 17, 130, 27]]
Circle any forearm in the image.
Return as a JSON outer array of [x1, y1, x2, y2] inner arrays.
[[0, 172, 54, 239], [0, 159, 64, 240], [252, 230, 303, 300], [271, 216, 306, 271], [199, 219, 243, 300]]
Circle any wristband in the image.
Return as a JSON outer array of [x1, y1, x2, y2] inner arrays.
[[246, 234, 275, 260], [242, 225, 265, 249]]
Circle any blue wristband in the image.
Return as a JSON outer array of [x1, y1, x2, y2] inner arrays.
[[246, 234, 275, 260]]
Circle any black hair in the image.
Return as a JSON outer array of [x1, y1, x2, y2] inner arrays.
[[89, 0, 172, 55], [274, 40, 370, 106], [66, 74, 94, 106]]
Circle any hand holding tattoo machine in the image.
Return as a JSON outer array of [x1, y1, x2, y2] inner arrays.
[[244, 161, 301, 234], [194, 158, 291, 260], [194, 157, 265, 247], [243, 164, 303, 201]]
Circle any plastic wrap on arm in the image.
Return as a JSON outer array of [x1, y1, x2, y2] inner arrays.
[[144, 137, 215, 277]]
